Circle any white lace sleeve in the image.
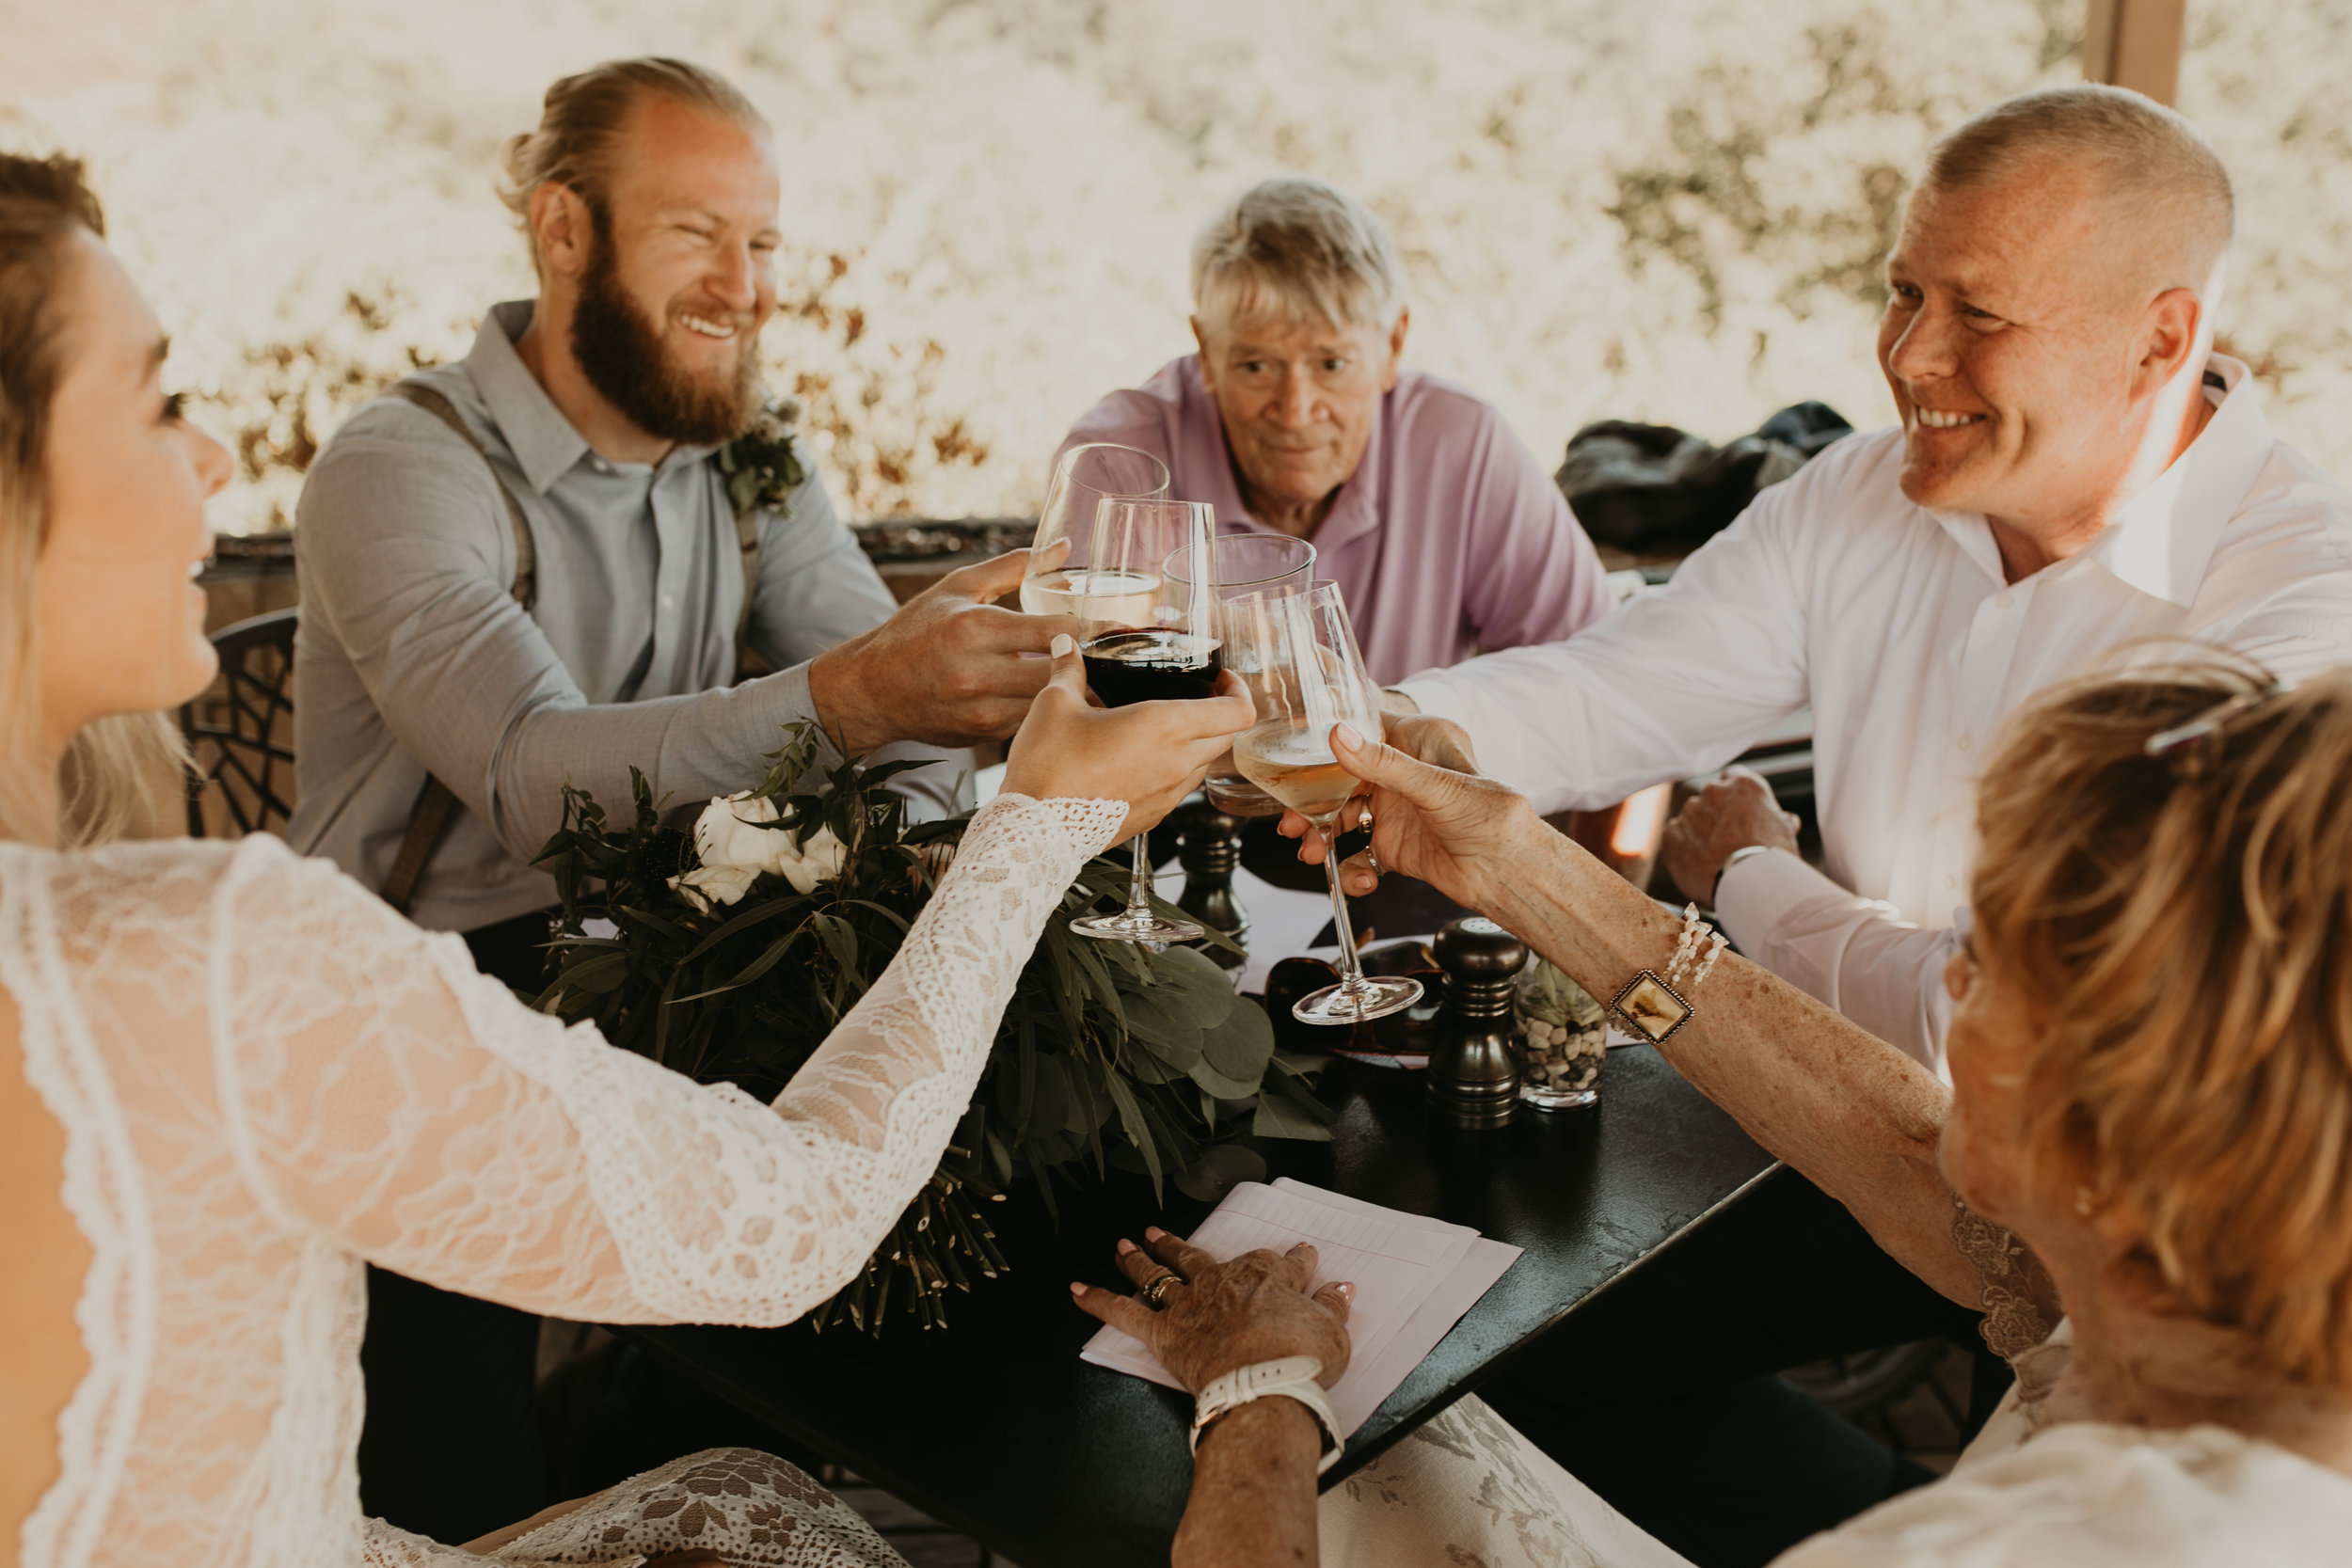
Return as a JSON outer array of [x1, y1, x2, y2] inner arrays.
[[213, 794, 1126, 1324]]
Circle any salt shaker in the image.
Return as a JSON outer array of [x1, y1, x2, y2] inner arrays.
[[1174, 800, 1248, 970], [1425, 915, 1528, 1130]]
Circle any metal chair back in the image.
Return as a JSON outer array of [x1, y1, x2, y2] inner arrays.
[[181, 607, 297, 837]]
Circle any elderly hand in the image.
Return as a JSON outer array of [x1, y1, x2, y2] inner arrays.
[[1072, 1226, 1354, 1396], [1284, 721, 1543, 911], [1277, 711, 1485, 895], [1001, 635, 1254, 844], [1660, 766, 1802, 907], [808, 547, 1077, 752]]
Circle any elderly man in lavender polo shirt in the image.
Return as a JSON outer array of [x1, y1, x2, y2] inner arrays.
[[1055, 176, 1613, 688]]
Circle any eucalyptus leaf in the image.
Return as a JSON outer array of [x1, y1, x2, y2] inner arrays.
[[1101, 1073, 1163, 1190], [1120, 1045, 1191, 1085], [1200, 996, 1276, 1082], [1174, 1144, 1268, 1203], [1143, 945, 1237, 1028], [1123, 990, 1207, 1065], [1251, 1089, 1336, 1142], [1186, 1056, 1261, 1098]]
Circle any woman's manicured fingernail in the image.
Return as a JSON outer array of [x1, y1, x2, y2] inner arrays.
[[1335, 1281, 1356, 1299], [1116, 1237, 1136, 1255], [1050, 633, 1074, 658], [1333, 722, 1363, 750]]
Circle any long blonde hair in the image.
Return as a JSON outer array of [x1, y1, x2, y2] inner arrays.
[[0, 151, 191, 848], [1974, 659, 2352, 1390]]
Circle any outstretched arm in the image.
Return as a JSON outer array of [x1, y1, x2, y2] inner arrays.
[[216, 644, 1251, 1324], [1323, 723, 1982, 1307]]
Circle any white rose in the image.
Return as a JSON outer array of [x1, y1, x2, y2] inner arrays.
[[668, 793, 850, 911]]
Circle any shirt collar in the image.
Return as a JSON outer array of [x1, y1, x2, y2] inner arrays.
[[2084, 354, 2272, 608], [1925, 353, 2271, 606], [466, 301, 592, 494], [1309, 392, 1389, 556]]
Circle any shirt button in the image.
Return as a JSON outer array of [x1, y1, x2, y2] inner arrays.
[[1996, 592, 2015, 610], [1956, 734, 1973, 752], [660, 593, 676, 610], [1943, 874, 1957, 890]]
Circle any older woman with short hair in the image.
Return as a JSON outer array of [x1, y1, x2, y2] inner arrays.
[[1055, 176, 1613, 686], [1080, 660, 2352, 1565]]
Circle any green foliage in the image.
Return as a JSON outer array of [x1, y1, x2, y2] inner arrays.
[[531, 722, 1328, 1334]]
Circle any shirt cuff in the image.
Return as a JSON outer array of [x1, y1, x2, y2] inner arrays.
[[1712, 847, 1844, 959], [1391, 673, 1473, 735]]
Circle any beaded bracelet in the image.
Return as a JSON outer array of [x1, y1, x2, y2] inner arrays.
[[1609, 903, 1728, 1044]]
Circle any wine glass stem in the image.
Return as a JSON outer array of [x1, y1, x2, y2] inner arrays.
[[1124, 831, 1154, 920], [1319, 823, 1367, 994]]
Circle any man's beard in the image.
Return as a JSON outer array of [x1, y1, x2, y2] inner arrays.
[[569, 225, 760, 448]]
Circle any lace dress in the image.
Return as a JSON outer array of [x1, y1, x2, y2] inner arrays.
[[8, 793, 1127, 1568]]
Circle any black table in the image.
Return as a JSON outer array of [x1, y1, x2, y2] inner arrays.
[[625, 1046, 1774, 1568]]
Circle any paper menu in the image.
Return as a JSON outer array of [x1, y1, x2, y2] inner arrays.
[[1078, 1180, 1522, 1434]]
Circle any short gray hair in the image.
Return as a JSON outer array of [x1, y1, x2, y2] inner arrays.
[[1191, 176, 1405, 338], [1923, 86, 2233, 291]]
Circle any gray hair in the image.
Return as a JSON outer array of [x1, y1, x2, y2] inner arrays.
[[1923, 85, 2233, 291], [498, 58, 768, 275], [1190, 176, 1405, 339]]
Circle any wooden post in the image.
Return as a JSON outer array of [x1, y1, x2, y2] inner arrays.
[[2083, 0, 2188, 105]]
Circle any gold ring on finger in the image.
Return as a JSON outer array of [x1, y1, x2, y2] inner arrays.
[[1140, 1270, 1182, 1307]]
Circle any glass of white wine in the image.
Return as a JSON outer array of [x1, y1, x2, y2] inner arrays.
[[1226, 582, 1424, 1024], [1166, 533, 1316, 816], [1021, 443, 1170, 619]]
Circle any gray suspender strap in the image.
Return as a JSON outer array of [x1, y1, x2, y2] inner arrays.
[[379, 380, 535, 915], [374, 378, 762, 916], [734, 504, 761, 660]]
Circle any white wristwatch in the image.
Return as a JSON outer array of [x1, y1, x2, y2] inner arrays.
[[1190, 1355, 1345, 1475]]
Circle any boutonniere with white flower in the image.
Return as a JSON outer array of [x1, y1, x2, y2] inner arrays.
[[716, 393, 811, 517], [670, 791, 850, 912]]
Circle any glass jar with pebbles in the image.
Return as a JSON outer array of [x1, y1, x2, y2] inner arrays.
[[1518, 958, 1610, 1110]]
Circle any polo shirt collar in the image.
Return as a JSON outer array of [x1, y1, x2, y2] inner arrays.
[[1925, 353, 2272, 607], [1308, 392, 1389, 557], [467, 301, 592, 494]]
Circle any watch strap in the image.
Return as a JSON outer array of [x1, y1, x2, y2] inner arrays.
[[1190, 1355, 1345, 1475]]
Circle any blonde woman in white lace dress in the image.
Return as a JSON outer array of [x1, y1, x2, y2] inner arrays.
[[0, 154, 1255, 1568], [1078, 669, 2352, 1567]]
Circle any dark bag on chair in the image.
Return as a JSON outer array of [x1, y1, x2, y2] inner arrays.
[[1556, 400, 1851, 558]]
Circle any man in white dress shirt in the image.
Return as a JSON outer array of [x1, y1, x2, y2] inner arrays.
[[1380, 86, 2352, 1074], [1302, 86, 2352, 1566]]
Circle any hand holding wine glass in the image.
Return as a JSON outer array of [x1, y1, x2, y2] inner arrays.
[[1002, 634, 1254, 846], [1226, 583, 1423, 1024], [1033, 495, 1233, 942]]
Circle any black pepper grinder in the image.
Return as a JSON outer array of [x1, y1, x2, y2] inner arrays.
[[1174, 800, 1248, 970], [1425, 915, 1528, 1130]]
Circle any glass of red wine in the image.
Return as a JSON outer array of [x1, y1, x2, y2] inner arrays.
[[1058, 497, 1222, 943]]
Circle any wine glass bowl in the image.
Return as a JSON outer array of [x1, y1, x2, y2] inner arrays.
[[1167, 533, 1317, 816], [1022, 443, 1170, 619], [1054, 496, 1223, 944], [1224, 584, 1424, 1025]]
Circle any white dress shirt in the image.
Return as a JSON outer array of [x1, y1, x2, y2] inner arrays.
[[1399, 356, 2352, 1072]]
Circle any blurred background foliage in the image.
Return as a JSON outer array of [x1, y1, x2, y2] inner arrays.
[[2, 0, 2342, 533]]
